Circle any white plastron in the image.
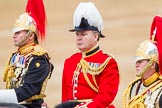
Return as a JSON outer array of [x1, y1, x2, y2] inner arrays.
[[73, 2, 103, 32]]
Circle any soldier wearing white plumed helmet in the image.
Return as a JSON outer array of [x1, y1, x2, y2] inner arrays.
[[69, 2, 106, 39], [56, 2, 120, 108], [1, 0, 54, 108], [123, 16, 162, 108]]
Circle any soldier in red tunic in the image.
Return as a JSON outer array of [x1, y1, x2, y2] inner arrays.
[[56, 2, 120, 108]]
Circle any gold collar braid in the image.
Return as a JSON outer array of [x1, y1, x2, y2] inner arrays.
[[18, 43, 35, 55], [143, 72, 159, 86]]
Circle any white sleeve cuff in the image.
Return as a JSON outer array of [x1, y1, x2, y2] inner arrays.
[[0, 89, 18, 103]]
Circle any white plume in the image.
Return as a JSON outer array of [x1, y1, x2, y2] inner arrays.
[[73, 2, 103, 32]]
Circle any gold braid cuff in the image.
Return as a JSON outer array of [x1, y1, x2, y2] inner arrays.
[[25, 94, 46, 102]]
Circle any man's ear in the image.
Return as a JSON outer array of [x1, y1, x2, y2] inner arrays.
[[151, 62, 156, 69], [94, 32, 99, 41], [28, 33, 35, 40]]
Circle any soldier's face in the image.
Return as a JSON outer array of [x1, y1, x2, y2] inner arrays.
[[13, 30, 33, 47], [135, 59, 149, 76], [75, 30, 98, 52]]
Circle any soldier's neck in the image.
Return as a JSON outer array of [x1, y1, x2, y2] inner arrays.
[[82, 44, 100, 57]]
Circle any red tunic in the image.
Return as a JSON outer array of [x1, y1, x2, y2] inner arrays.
[[62, 47, 119, 108]]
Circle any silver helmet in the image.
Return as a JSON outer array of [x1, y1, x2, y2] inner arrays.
[[134, 40, 158, 63]]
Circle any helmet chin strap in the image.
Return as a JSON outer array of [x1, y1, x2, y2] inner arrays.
[[137, 60, 154, 77], [15, 30, 33, 47]]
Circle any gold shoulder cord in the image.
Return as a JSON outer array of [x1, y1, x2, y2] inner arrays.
[[3, 54, 15, 89], [123, 78, 162, 108], [3, 54, 13, 82], [80, 57, 112, 92]]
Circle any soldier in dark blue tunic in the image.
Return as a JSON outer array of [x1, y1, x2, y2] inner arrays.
[[1, 0, 53, 108]]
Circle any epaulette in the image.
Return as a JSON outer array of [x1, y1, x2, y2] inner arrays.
[[103, 51, 115, 59], [32, 45, 47, 56]]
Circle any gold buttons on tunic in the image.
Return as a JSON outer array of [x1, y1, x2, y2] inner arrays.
[[36, 62, 40, 68]]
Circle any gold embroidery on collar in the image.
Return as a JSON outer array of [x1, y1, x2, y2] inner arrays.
[[143, 72, 159, 86], [18, 43, 35, 55]]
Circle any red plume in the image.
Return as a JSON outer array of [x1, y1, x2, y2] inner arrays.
[[26, 0, 47, 41], [150, 16, 162, 74]]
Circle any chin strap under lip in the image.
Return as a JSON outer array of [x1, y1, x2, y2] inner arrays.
[[137, 60, 154, 77], [15, 30, 33, 47]]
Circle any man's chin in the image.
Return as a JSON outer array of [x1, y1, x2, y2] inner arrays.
[[14, 43, 20, 47], [136, 72, 141, 77], [77, 47, 85, 52]]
